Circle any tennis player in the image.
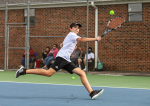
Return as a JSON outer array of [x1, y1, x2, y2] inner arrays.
[[16, 23, 104, 99]]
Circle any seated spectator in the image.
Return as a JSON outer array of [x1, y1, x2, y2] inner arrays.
[[70, 45, 82, 65], [34, 57, 43, 69], [35, 47, 50, 68], [78, 47, 94, 71], [21, 46, 35, 67], [43, 44, 59, 69], [42, 46, 50, 60]]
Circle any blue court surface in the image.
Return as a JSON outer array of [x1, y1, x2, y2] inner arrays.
[[0, 82, 150, 106]]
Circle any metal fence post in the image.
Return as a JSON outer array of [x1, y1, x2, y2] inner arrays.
[[7, 26, 9, 70], [26, 1, 30, 69], [4, 2, 8, 71], [86, 0, 89, 74]]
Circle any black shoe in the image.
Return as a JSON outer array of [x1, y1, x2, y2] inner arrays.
[[16, 66, 26, 78], [90, 89, 104, 99]]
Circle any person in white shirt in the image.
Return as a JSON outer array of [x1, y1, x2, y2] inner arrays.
[[78, 47, 94, 71], [16, 22, 104, 99]]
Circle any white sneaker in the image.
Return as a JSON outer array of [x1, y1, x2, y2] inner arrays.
[[79, 66, 81, 69], [83, 68, 86, 71]]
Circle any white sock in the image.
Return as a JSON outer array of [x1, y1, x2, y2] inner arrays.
[[85, 66, 86, 69], [79, 65, 81, 69]]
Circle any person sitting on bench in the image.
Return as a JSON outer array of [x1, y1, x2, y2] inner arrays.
[[70, 45, 82, 66], [78, 47, 94, 71], [21, 46, 35, 67], [43, 44, 59, 69]]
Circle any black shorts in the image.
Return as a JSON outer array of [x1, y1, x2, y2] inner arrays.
[[51, 57, 77, 74]]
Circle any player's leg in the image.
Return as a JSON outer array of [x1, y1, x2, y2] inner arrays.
[[72, 68, 104, 99], [72, 68, 93, 93], [26, 68, 56, 76], [16, 66, 56, 78], [16, 57, 64, 78]]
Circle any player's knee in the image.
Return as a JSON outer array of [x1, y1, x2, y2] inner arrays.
[[45, 68, 56, 77], [78, 70, 86, 77], [46, 72, 54, 77], [46, 73, 53, 77]]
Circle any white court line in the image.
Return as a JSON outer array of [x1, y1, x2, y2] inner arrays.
[[0, 81, 150, 90], [97, 74, 123, 76]]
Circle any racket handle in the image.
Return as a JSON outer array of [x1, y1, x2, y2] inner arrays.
[[96, 34, 105, 41], [101, 34, 105, 38]]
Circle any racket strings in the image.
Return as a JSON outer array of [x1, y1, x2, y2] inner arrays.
[[108, 17, 124, 29]]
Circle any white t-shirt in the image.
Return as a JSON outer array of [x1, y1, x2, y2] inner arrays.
[[85, 52, 94, 62], [56, 32, 81, 62]]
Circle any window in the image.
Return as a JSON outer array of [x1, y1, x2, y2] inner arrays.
[[24, 9, 35, 25], [128, 3, 142, 22]]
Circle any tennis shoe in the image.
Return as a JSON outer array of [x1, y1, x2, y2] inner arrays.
[[42, 67, 48, 70], [83, 68, 86, 71], [16, 66, 26, 78], [90, 89, 104, 99]]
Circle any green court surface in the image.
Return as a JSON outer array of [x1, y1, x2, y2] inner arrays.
[[0, 71, 150, 89]]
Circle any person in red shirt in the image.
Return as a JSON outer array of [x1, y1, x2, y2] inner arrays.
[[34, 58, 43, 69], [21, 46, 35, 67]]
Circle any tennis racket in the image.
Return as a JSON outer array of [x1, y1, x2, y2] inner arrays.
[[100, 16, 125, 38]]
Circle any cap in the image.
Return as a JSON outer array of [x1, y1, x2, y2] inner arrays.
[[70, 23, 82, 28], [88, 47, 92, 50]]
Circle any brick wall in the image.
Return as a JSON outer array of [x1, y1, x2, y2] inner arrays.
[[0, 3, 150, 72], [98, 3, 150, 72]]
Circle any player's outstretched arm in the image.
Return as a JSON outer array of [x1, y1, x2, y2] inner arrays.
[[76, 36, 101, 42]]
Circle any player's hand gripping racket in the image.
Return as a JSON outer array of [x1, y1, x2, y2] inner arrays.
[[100, 16, 125, 38]]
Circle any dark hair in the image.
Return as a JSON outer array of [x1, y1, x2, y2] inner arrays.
[[46, 46, 50, 50], [45, 46, 50, 52], [88, 47, 92, 50], [53, 44, 58, 48]]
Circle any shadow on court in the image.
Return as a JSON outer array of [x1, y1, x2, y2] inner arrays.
[[0, 82, 150, 106]]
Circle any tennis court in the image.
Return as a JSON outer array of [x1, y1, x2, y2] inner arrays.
[[0, 1, 150, 106], [0, 71, 150, 106]]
